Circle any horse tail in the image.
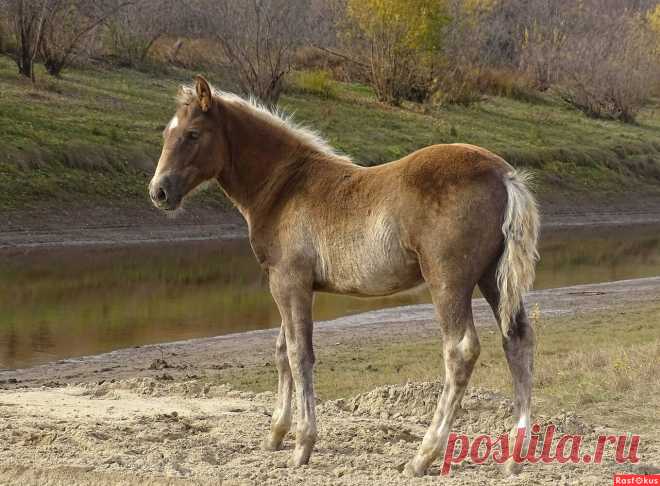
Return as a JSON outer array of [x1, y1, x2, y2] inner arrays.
[[496, 169, 540, 337]]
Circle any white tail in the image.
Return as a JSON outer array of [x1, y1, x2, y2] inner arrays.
[[496, 170, 540, 337]]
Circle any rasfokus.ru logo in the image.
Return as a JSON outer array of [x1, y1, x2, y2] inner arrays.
[[613, 474, 660, 485], [441, 424, 641, 475]]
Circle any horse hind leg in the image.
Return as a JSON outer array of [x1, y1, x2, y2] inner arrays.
[[479, 270, 535, 476], [404, 288, 480, 476]]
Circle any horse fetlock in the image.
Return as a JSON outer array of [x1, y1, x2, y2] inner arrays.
[[503, 457, 524, 476], [272, 408, 292, 430], [296, 422, 317, 446], [402, 456, 429, 477], [262, 433, 285, 451], [290, 442, 314, 466]]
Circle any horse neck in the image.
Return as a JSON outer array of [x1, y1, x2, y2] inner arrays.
[[216, 102, 311, 222]]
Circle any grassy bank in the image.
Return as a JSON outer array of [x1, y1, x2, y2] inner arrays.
[[1, 55, 660, 210], [221, 301, 660, 433]]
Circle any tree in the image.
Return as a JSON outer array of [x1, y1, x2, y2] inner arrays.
[[345, 0, 449, 105], [2, 0, 137, 80], [557, 8, 658, 122], [3, 0, 52, 80], [105, 0, 178, 68], [197, 0, 316, 105], [40, 0, 136, 76], [649, 4, 660, 59]]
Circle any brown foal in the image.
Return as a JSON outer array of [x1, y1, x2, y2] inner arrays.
[[149, 76, 540, 476]]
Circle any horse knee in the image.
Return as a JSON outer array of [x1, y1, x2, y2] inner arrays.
[[507, 310, 535, 344], [275, 334, 289, 370], [503, 317, 534, 358], [287, 342, 315, 375]]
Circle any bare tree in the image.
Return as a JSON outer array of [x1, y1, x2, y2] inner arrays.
[[0, 10, 7, 53], [557, 7, 658, 122], [105, 0, 178, 68], [197, 0, 315, 105], [40, 0, 136, 76], [1, 0, 137, 79], [3, 0, 52, 80]]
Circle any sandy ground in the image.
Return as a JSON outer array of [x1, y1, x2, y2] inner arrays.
[[0, 379, 658, 485], [0, 278, 659, 485]]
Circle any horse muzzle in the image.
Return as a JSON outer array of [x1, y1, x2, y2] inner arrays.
[[149, 173, 184, 211]]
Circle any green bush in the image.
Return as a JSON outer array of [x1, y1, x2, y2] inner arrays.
[[290, 69, 337, 99]]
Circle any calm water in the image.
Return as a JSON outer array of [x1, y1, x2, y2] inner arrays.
[[1, 225, 659, 369]]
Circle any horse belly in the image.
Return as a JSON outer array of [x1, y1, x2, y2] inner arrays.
[[313, 220, 422, 296]]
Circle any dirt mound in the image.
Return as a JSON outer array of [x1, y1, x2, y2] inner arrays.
[[324, 381, 595, 438], [325, 382, 512, 430], [76, 377, 271, 401]]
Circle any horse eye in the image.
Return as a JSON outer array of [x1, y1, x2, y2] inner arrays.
[[188, 131, 200, 140]]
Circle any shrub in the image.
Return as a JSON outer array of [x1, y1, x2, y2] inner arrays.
[[148, 37, 228, 71], [557, 14, 658, 123], [289, 69, 337, 99], [475, 68, 541, 103], [292, 46, 370, 85], [345, 0, 448, 106]]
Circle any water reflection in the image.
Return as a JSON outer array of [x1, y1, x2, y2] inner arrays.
[[1, 225, 659, 369]]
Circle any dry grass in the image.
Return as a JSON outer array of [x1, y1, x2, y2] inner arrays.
[[220, 301, 660, 433]]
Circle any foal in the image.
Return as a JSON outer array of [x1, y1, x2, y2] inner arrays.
[[149, 76, 540, 476]]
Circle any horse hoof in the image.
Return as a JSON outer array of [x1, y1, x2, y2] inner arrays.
[[289, 447, 312, 467], [402, 460, 426, 477], [503, 458, 523, 476], [261, 436, 283, 451]]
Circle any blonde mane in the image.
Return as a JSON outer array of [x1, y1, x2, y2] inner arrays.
[[177, 85, 351, 162]]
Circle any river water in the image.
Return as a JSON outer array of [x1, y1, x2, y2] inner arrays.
[[1, 225, 659, 369]]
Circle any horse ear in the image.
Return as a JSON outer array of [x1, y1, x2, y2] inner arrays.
[[194, 75, 213, 112]]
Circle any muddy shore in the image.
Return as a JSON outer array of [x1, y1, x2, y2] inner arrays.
[[2, 195, 660, 248], [2, 277, 658, 387]]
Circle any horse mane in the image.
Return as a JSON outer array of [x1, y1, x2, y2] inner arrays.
[[176, 84, 351, 163]]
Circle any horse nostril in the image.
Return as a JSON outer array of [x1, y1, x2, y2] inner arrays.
[[156, 187, 167, 203]]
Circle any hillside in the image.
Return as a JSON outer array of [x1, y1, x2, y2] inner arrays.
[[1, 55, 660, 212]]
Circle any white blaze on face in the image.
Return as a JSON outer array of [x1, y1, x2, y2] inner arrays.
[[168, 115, 179, 132]]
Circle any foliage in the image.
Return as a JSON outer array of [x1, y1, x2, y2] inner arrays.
[[345, 0, 449, 105], [39, 1, 134, 76], [649, 4, 660, 67]]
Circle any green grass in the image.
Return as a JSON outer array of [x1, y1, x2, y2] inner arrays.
[[1, 54, 660, 210]]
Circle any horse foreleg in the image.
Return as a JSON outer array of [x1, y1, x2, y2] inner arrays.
[[263, 325, 293, 450], [268, 271, 317, 466]]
